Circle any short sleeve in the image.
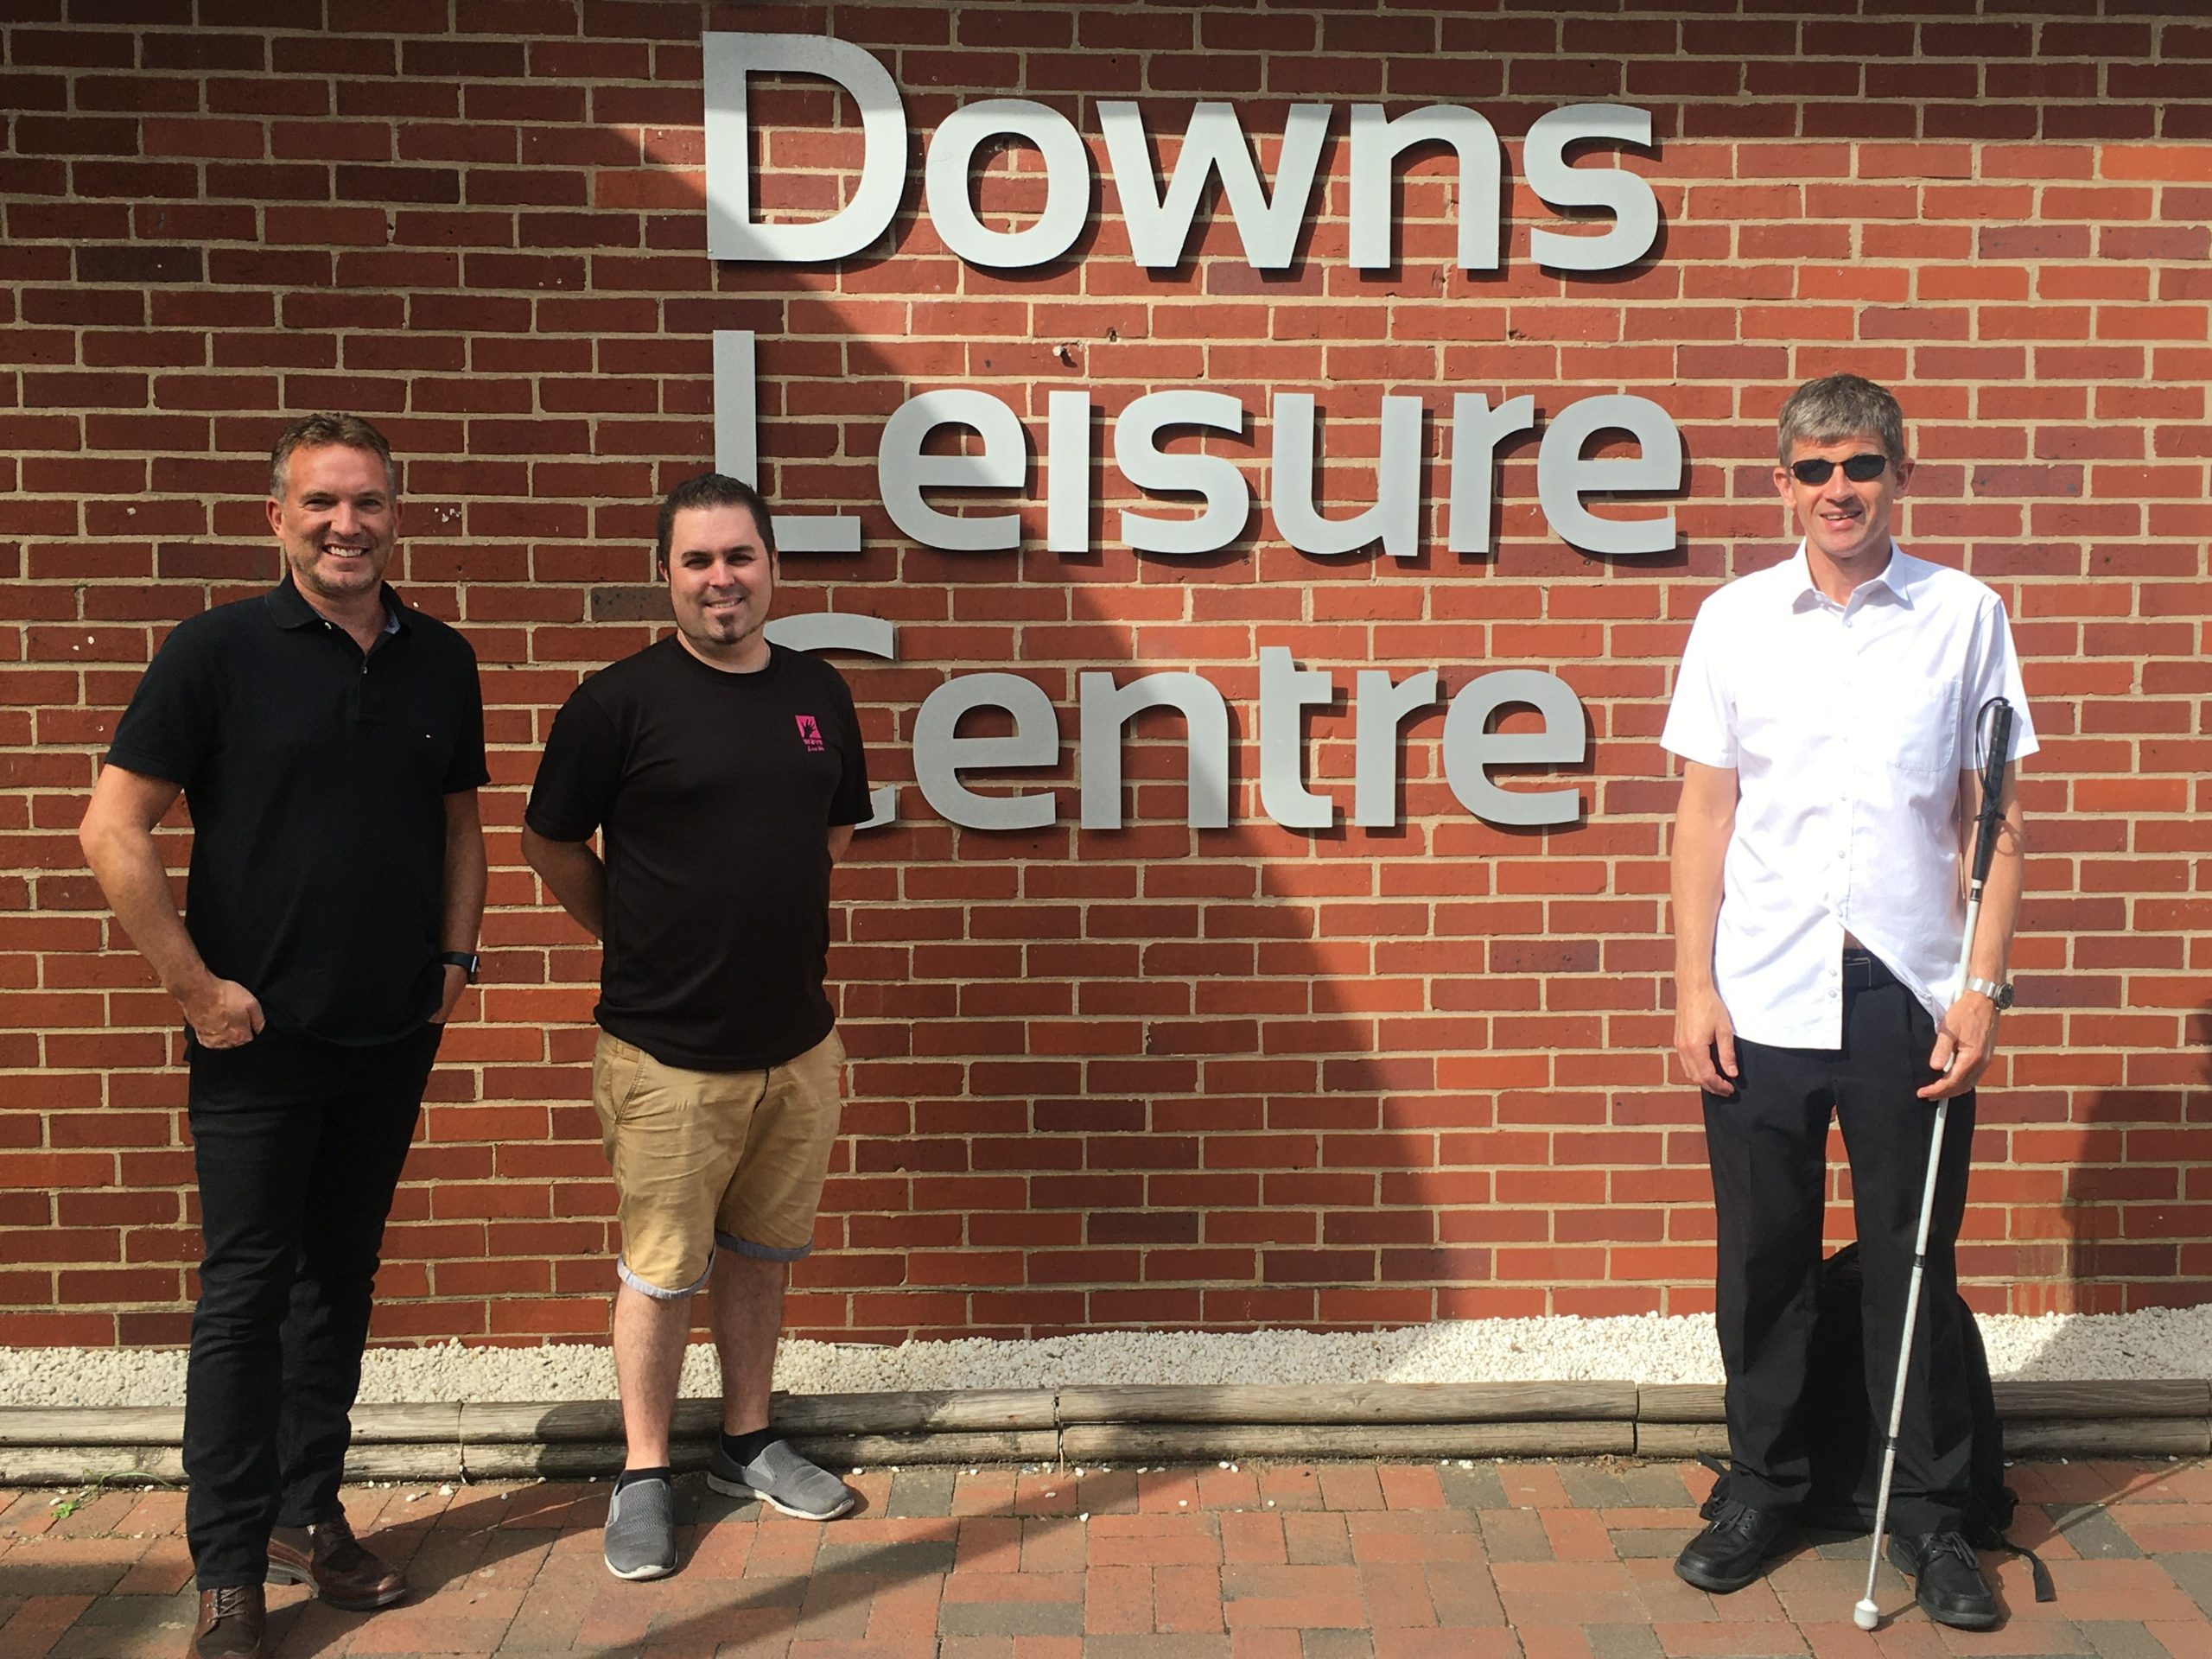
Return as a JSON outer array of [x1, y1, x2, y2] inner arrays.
[[104, 620, 219, 787], [1660, 603, 1738, 770], [524, 685, 624, 842], [1960, 594, 2038, 768], [440, 634, 490, 794], [826, 665, 873, 827]]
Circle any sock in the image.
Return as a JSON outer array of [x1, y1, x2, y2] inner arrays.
[[721, 1427, 779, 1465], [614, 1465, 671, 1492]]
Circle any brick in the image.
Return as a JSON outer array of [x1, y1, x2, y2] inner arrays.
[[0, 25, 2203, 1342]]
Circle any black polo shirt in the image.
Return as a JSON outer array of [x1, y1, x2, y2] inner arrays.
[[105, 575, 488, 1046]]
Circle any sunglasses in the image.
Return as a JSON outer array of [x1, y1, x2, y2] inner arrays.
[[1789, 453, 1890, 486]]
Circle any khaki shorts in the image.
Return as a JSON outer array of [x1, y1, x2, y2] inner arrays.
[[591, 1028, 846, 1299]]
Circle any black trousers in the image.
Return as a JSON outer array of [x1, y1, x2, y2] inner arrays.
[[1701, 962, 1976, 1534], [182, 1024, 441, 1589]]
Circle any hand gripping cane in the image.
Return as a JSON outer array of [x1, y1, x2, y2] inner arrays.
[[1853, 697, 2015, 1632]]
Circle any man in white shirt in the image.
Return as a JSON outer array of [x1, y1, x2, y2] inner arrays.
[[1662, 374, 2032, 1630]]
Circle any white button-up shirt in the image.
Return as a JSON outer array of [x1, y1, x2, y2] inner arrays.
[[1661, 543, 2037, 1048]]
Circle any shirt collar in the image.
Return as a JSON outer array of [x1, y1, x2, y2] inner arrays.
[[1787, 539, 1920, 614], [265, 572, 407, 635]]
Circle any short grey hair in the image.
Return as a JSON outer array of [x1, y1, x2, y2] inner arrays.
[[1776, 374, 1906, 468], [268, 413, 398, 500]]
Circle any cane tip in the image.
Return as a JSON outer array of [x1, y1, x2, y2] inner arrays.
[[1853, 1599, 1881, 1630]]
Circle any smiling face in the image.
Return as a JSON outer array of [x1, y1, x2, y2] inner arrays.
[[1776, 431, 1913, 580], [266, 443, 399, 608], [662, 499, 777, 671]]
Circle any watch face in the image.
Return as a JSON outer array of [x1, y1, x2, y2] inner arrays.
[[1968, 976, 2013, 1011]]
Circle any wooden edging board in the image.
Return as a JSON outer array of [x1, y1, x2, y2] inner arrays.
[[3, 1379, 2205, 1483]]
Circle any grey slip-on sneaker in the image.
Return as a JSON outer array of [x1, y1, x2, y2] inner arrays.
[[706, 1436, 858, 1521], [602, 1475, 680, 1580]]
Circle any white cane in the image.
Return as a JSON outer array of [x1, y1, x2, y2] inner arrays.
[[1853, 697, 2014, 1633]]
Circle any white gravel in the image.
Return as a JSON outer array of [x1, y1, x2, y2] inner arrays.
[[3, 1309, 2208, 1409]]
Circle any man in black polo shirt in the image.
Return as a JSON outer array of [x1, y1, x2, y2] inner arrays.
[[522, 474, 871, 1580], [79, 414, 486, 1659]]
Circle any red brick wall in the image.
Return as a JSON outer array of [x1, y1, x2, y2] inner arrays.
[[4, 2, 2208, 1346]]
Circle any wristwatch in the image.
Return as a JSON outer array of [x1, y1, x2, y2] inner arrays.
[[1963, 975, 2013, 1011], [441, 950, 480, 984]]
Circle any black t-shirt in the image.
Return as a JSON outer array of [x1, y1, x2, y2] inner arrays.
[[524, 638, 871, 1071], [104, 577, 488, 1045]]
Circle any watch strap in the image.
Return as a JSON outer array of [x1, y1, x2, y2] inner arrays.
[[441, 950, 480, 984]]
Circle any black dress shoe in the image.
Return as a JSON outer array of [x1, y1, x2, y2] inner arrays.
[[1674, 1499, 1794, 1592], [1889, 1529, 2000, 1630]]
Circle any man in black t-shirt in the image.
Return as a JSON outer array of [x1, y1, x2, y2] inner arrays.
[[80, 414, 487, 1659], [523, 474, 872, 1580]]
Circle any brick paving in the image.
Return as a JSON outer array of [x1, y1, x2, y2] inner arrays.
[[4, 1458, 2211, 1657]]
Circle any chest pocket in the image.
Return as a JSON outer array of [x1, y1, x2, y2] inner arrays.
[[1868, 679, 1961, 775]]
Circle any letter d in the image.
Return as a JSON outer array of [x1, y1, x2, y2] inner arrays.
[[704, 34, 906, 263]]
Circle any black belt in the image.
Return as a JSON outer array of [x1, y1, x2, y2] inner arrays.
[[1841, 950, 1898, 991]]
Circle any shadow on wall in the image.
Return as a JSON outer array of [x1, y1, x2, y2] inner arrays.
[[577, 97, 1694, 1345]]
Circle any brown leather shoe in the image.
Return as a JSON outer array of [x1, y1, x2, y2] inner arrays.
[[190, 1584, 265, 1658], [265, 1510, 407, 1611]]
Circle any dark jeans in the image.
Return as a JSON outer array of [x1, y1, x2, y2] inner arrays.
[[183, 1023, 442, 1589], [1701, 963, 1977, 1534]]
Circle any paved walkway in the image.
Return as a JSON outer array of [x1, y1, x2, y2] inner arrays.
[[5, 1458, 2210, 1656]]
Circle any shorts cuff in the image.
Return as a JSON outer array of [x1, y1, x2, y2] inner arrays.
[[616, 1253, 713, 1300], [714, 1230, 811, 1262]]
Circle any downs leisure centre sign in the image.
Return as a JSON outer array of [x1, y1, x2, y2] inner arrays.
[[701, 34, 1688, 835]]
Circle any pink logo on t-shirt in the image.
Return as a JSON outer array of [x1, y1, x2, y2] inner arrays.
[[794, 714, 824, 752]]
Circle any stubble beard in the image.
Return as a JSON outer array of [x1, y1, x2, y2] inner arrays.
[[288, 543, 386, 604]]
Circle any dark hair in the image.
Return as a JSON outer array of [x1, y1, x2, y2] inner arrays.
[[1776, 373, 1906, 468], [268, 412, 398, 499], [654, 473, 776, 570]]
